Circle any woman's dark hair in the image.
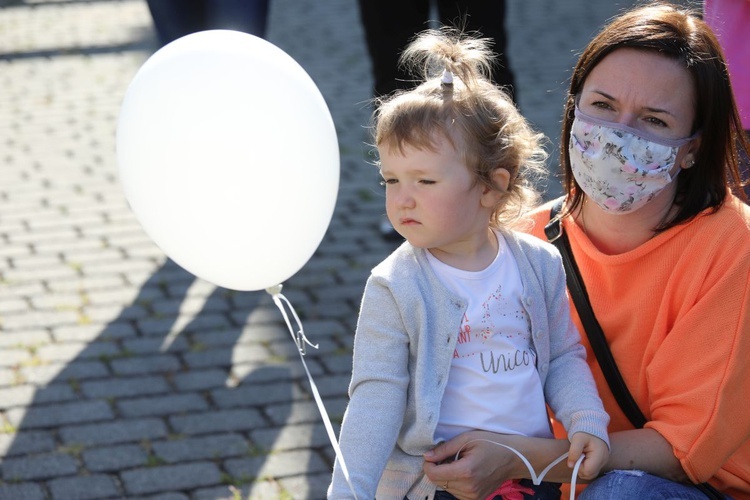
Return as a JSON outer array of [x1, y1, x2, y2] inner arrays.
[[560, 1, 749, 228]]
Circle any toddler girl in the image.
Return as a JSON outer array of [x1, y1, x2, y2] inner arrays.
[[328, 28, 609, 500]]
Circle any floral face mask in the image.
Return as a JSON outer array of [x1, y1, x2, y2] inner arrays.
[[569, 106, 697, 214]]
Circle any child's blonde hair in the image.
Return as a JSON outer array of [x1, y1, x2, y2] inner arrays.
[[373, 28, 548, 227]]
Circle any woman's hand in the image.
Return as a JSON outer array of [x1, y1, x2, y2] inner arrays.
[[422, 431, 524, 500], [423, 428, 689, 500], [424, 431, 586, 498]]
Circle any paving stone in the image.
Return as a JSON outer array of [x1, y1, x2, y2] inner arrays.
[[278, 471, 332, 500], [0, 483, 46, 500], [316, 351, 353, 375], [59, 418, 168, 446], [224, 448, 330, 480], [47, 473, 120, 500], [120, 461, 222, 496], [37, 340, 121, 362], [265, 398, 348, 429], [110, 354, 181, 376], [181, 347, 248, 370], [0, 383, 77, 410], [6, 399, 113, 429], [117, 393, 208, 418], [151, 433, 250, 463], [140, 494, 189, 500], [0, 430, 56, 457], [172, 368, 228, 392], [250, 422, 333, 454], [152, 294, 231, 316], [0, 348, 31, 367], [0, 329, 50, 347], [81, 374, 170, 399], [0, 452, 78, 481], [169, 408, 266, 436], [53, 322, 137, 342], [83, 302, 150, 324], [297, 373, 350, 399], [123, 335, 190, 354], [210, 381, 304, 409], [0, 369, 17, 387], [82, 444, 149, 472], [22, 360, 110, 385], [191, 485, 250, 500]]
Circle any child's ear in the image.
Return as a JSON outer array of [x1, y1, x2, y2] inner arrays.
[[480, 168, 511, 208], [492, 168, 511, 192]]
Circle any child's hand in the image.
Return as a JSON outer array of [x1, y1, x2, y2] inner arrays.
[[567, 432, 609, 481]]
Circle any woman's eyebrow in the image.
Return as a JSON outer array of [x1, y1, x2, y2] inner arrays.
[[589, 89, 676, 117]]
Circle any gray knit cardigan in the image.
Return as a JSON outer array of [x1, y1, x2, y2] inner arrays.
[[328, 230, 609, 500]]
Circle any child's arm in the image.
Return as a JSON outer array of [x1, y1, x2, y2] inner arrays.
[[568, 431, 609, 480], [328, 275, 410, 499]]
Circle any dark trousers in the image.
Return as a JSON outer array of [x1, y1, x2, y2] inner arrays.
[[146, 0, 269, 46], [357, 0, 516, 102], [432, 479, 562, 500]]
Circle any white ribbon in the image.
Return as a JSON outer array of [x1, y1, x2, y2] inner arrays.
[[454, 439, 585, 500], [266, 285, 359, 500]]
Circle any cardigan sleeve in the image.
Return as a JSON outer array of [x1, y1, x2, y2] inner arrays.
[[535, 245, 611, 446], [328, 275, 411, 499], [506, 231, 610, 445]]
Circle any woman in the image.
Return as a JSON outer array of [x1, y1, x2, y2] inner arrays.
[[422, 2, 750, 499]]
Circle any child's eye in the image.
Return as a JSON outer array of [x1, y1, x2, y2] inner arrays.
[[419, 179, 436, 185], [380, 179, 397, 186]]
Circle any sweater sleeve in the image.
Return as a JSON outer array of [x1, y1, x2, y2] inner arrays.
[[328, 275, 411, 499], [645, 240, 750, 483], [535, 245, 611, 446]]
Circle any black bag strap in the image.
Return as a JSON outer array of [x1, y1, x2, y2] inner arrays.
[[544, 197, 725, 500], [544, 198, 646, 428]]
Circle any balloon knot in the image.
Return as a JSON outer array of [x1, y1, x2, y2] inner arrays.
[[265, 284, 283, 296]]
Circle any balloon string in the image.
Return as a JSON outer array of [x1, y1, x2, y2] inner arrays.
[[454, 439, 584, 500], [269, 288, 318, 354], [266, 285, 359, 500]]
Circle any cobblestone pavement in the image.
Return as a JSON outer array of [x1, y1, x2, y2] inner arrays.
[[0, 1, 643, 498]]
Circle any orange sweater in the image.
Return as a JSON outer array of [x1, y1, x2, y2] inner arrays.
[[527, 196, 750, 499]]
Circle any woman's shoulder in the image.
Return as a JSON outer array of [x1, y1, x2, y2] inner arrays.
[[718, 195, 750, 228], [514, 198, 562, 241], [694, 195, 750, 241]]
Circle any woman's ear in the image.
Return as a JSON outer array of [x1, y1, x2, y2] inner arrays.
[[681, 137, 701, 169], [481, 168, 511, 208]]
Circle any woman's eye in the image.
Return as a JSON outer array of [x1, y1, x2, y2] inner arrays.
[[644, 116, 668, 128], [590, 101, 613, 111]]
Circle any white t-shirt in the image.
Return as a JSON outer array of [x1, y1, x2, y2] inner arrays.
[[427, 231, 553, 441]]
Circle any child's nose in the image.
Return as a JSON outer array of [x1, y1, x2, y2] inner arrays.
[[395, 187, 416, 208]]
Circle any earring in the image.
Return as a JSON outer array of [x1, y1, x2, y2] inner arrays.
[[684, 156, 696, 168]]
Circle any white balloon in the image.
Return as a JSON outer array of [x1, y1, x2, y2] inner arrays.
[[116, 30, 339, 291]]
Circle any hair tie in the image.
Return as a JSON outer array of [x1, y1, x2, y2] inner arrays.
[[441, 69, 454, 86]]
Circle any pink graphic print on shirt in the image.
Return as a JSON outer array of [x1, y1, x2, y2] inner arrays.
[[452, 284, 534, 374]]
